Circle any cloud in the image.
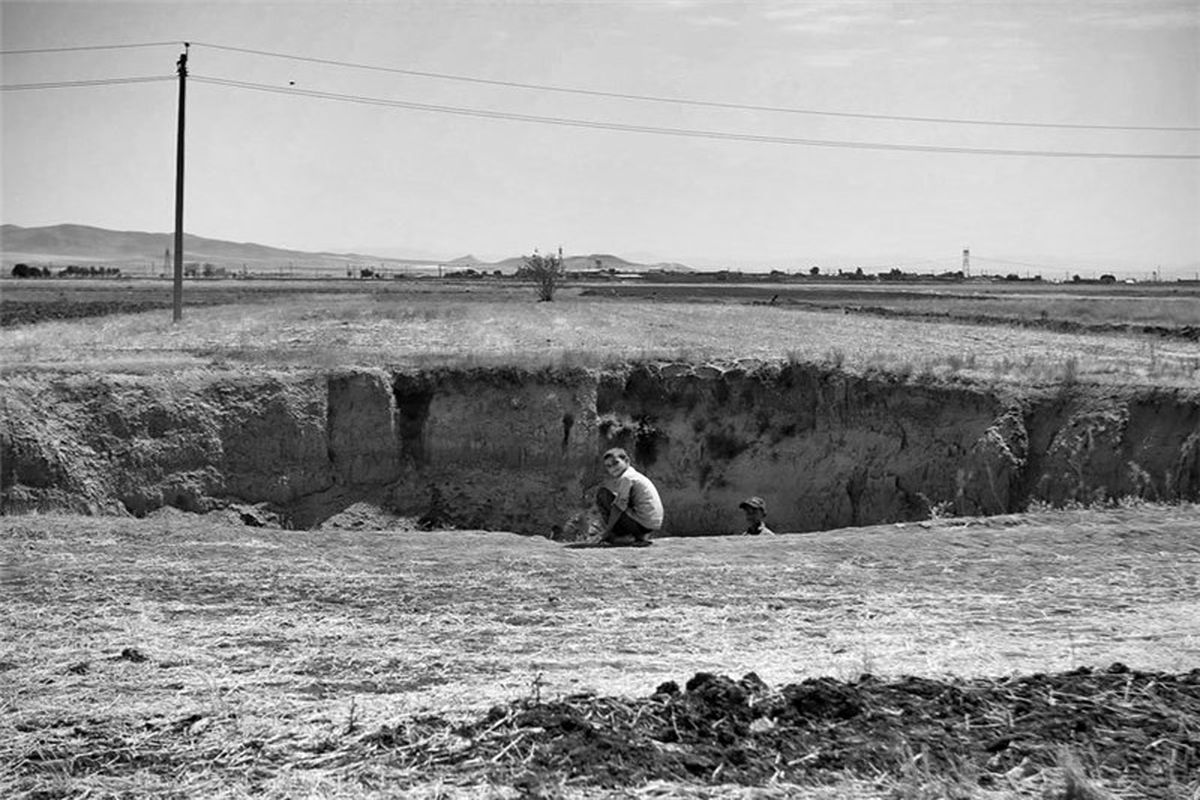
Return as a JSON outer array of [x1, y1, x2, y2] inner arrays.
[[762, 1, 888, 34], [689, 15, 737, 27], [1080, 6, 1199, 30], [657, 1, 740, 29], [913, 35, 951, 49], [762, 0, 845, 21], [802, 47, 886, 69], [974, 18, 1032, 33], [785, 16, 876, 34]]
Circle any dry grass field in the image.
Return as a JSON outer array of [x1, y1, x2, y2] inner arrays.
[[3, 278, 1199, 798], [580, 281, 1200, 330], [3, 505, 1198, 799], [2, 279, 1198, 386]]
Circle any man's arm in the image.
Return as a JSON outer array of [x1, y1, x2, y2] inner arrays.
[[599, 479, 631, 539], [600, 506, 623, 538]]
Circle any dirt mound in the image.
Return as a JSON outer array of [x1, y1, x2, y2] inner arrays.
[[359, 664, 1198, 797], [317, 501, 420, 531]]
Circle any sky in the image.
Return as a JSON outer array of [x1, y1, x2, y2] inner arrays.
[[1, 0, 1197, 276]]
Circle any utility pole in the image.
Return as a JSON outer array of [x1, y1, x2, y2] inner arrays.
[[173, 43, 189, 322]]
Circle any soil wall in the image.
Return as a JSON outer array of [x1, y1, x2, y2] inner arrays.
[[2, 364, 1197, 536]]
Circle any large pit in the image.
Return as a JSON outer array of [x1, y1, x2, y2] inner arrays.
[[2, 362, 1198, 536]]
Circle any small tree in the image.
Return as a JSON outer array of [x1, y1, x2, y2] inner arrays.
[[520, 248, 564, 301]]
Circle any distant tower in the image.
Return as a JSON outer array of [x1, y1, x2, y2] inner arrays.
[[962, 248, 970, 278], [163, 247, 171, 276]]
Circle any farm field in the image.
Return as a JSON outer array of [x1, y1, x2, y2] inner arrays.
[[3, 505, 1198, 799], [3, 277, 1199, 798], [2, 278, 1198, 386], [581, 281, 1200, 334], [6, 276, 1199, 329]]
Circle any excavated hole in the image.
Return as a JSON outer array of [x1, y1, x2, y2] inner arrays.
[[3, 363, 1197, 534]]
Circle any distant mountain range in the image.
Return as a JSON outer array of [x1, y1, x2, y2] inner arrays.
[[0, 224, 695, 275]]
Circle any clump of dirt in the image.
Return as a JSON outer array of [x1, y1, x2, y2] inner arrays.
[[552, 506, 604, 542], [362, 664, 1198, 797], [10, 663, 1198, 796], [318, 501, 421, 532]]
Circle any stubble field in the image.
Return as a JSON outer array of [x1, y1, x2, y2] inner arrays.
[[3, 506, 1199, 799], [2, 278, 1199, 387], [2, 278, 1200, 798]]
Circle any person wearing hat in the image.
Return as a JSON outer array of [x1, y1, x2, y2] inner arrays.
[[738, 496, 775, 536]]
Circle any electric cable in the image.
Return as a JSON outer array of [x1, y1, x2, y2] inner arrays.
[[1, 75, 175, 91], [972, 256, 1077, 271], [4, 39, 1195, 133], [0, 41, 182, 55], [189, 40, 1200, 133], [191, 74, 1200, 160]]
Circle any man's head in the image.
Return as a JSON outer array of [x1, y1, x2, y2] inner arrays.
[[602, 447, 630, 477], [739, 496, 767, 525]]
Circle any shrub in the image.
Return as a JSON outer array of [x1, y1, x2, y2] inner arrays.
[[518, 249, 564, 302]]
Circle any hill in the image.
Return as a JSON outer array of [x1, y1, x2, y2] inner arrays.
[[1, 225, 696, 276], [444, 254, 487, 267], [0, 223, 400, 269], [490, 252, 694, 274]]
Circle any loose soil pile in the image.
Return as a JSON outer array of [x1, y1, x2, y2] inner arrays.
[[13, 664, 1197, 798], [351, 665, 1198, 797]]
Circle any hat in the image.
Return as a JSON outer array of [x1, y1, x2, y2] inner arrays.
[[739, 496, 766, 513]]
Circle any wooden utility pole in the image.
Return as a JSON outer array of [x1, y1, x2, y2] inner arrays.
[[173, 43, 189, 322]]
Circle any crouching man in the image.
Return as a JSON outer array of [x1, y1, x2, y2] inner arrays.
[[596, 447, 663, 547], [738, 496, 776, 536]]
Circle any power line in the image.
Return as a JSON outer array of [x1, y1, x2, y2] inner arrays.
[[189, 40, 1200, 133], [1, 75, 174, 91], [4, 39, 1196, 133], [191, 75, 1200, 160], [0, 41, 182, 55], [972, 256, 1074, 271]]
